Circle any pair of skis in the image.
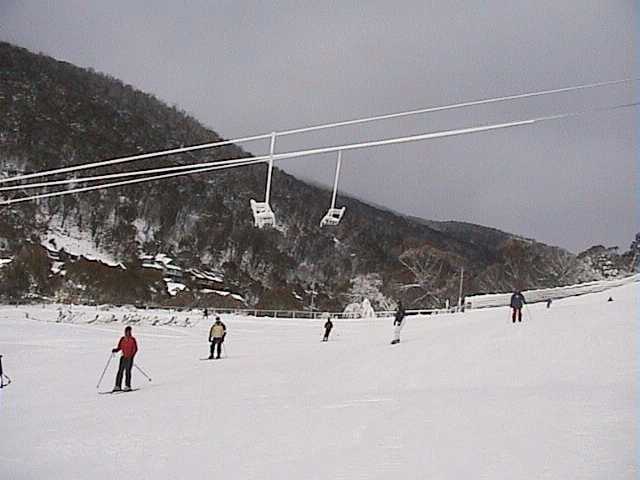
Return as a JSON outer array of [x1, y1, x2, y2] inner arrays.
[[98, 388, 140, 395]]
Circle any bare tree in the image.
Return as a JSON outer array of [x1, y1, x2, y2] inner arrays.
[[545, 247, 591, 285], [398, 245, 461, 305]]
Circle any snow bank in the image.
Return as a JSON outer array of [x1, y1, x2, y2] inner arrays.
[[15, 303, 202, 328], [466, 274, 640, 309]]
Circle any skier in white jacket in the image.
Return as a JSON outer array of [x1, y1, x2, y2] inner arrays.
[[391, 302, 406, 345]]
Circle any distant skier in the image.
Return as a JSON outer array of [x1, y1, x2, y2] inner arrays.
[[510, 290, 526, 323], [546, 298, 552, 309], [111, 326, 138, 391], [322, 317, 333, 342], [203, 308, 209, 319], [391, 301, 406, 344], [208, 316, 227, 359]]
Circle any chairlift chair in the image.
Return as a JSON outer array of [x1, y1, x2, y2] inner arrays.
[[250, 199, 276, 228], [320, 150, 347, 227], [250, 132, 277, 228], [320, 207, 346, 227]]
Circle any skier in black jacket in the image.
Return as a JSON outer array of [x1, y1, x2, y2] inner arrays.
[[322, 318, 333, 342], [391, 301, 406, 344], [510, 291, 526, 323]]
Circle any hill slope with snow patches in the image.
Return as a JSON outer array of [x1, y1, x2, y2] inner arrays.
[[0, 283, 637, 479], [5, 41, 628, 310]]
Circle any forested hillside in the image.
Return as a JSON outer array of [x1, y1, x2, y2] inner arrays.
[[0, 42, 634, 309]]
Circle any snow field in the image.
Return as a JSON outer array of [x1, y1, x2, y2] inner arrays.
[[0, 283, 637, 479]]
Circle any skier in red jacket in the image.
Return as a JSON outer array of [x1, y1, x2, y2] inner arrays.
[[112, 326, 138, 391]]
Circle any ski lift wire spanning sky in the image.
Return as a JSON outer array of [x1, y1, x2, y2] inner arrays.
[[0, 101, 637, 210], [0, 77, 635, 187], [0, 101, 638, 230]]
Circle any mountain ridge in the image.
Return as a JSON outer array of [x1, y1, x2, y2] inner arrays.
[[0, 41, 635, 309]]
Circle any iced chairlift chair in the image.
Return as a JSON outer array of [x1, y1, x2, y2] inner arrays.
[[320, 207, 345, 227], [250, 132, 277, 228], [250, 199, 275, 228], [320, 150, 347, 227]]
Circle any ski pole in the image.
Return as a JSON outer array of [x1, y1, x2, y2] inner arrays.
[[134, 363, 152, 382], [96, 352, 114, 389]]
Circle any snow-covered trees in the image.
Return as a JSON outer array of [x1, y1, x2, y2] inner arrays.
[[577, 246, 625, 279], [344, 273, 395, 312], [629, 233, 640, 272]]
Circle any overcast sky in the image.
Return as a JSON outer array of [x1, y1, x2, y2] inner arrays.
[[1, 0, 637, 252]]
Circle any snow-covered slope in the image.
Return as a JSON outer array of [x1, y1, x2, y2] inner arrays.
[[0, 283, 637, 479]]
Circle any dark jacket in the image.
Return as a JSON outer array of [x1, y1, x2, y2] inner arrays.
[[394, 305, 406, 326], [324, 320, 333, 331], [510, 292, 526, 309]]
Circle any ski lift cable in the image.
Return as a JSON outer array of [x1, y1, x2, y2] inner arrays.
[[268, 101, 639, 162], [277, 77, 637, 136], [0, 159, 267, 205], [2, 101, 637, 205], [3, 87, 638, 194], [1, 100, 636, 206], [0, 156, 267, 191], [0, 133, 273, 185], [0, 77, 635, 186]]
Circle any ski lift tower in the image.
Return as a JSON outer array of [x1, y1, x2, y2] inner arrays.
[[306, 282, 318, 315], [250, 132, 277, 228], [320, 150, 346, 227]]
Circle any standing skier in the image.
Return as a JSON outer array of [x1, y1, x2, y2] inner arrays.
[[391, 301, 406, 345], [322, 317, 333, 342], [112, 326, 138, 391], [510, 290, 526, 323], [208, 316, 227, 359]]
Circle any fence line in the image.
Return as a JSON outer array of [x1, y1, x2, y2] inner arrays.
[[212, 307, 451, 320], [18, 301, 454, 321]]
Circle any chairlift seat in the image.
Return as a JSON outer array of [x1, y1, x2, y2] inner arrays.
[[320, 207, 346, 227], [250, 199, 276, 228]]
